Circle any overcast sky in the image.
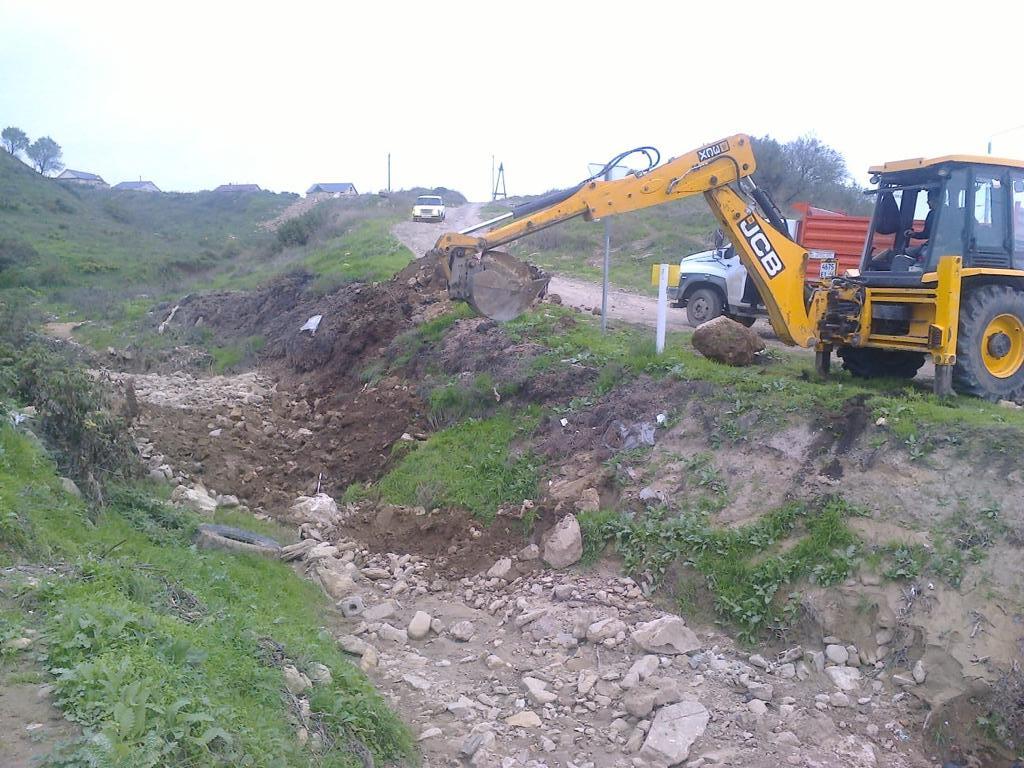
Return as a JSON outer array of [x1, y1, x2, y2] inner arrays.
[[3, 1, 1024, 200]]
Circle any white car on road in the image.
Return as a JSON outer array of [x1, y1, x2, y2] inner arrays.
[[412, 195, 445, 223]]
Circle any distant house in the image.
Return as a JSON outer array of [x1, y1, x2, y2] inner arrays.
[[306, 182, 358, 199], [214, 183, 262, 193], [56, 169, 108, 188], [113, 180, 161, 193]]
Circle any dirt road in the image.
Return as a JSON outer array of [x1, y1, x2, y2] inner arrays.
[[392, 203, 691, 331], [391, 201, 486, 259]]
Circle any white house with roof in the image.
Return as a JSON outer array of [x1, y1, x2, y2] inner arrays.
[[56, 169, 108, 188], [306, 182, 358, 199]]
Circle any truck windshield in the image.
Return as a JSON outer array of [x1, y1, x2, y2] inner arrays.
[[416, 197, 442, 205]]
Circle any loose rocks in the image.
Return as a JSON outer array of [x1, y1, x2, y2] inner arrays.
[[542, 514, 583, 568]]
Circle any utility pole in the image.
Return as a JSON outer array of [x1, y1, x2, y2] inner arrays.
[[491, 155, 495, 201], [492, 162, 507, 200], [387, 153, 391, 193]]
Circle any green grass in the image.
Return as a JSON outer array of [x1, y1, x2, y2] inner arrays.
[[0, 152, 290, 298], [0, 423, 410, 767], [209, 335, 265, 373], [504, 197, 715, 295], [579, 498, 859, 641], [376, 411, 539, 521], [303, 218, 413, 292], [504, 305, 1024, 442]]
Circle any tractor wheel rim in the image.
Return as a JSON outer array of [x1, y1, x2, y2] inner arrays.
[[692, 298, 710, 321], [981, 313, 1024, 378]]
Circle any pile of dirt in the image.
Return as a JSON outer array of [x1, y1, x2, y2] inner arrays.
[[127, 371, 427, 510], [167, 253, 449, 394]]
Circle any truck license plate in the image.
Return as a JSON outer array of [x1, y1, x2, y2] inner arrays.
[[819, 261, 837, 279]]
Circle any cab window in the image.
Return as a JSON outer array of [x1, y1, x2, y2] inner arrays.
[[1012, 173, 1024, 264], [971, 173, 1008, 253], [928, 170, 968, 267]]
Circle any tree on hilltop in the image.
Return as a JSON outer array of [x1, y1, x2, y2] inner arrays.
[[26, 136, 64, 175], [2, 126, 29, 156]]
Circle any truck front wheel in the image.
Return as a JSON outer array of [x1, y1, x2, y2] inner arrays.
[[686, 287, 723, 327]]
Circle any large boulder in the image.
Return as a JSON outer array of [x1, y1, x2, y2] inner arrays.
[[542, 514, 583, 569], [171, 484, 217, 516], [691, 315, 765, 366], [640, 699, 709, 765], [631, 616, 701, 655], [288, 493, 342, 527]]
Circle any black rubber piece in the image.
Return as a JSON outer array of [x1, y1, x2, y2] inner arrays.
[[837, 347, 926, 380], [953, 284, 1024, 401], [196, 524, 281, 550]]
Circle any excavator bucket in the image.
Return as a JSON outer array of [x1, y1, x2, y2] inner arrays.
[[460, 252, 549, 322]]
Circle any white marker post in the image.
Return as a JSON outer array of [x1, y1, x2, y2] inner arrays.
[[656, 263, 668, 354]]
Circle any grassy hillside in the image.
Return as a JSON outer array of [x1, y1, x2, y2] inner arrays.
[[0, 152, 428, 352], [483, 196, 718, 295], [0, 152, 293, 296]]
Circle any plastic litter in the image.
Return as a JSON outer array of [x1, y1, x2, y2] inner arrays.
[[300, 314, 323, 334]]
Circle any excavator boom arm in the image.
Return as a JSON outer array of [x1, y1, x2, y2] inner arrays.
[[431, 134, 816, 344]]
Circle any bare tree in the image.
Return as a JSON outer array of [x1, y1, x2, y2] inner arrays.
[[26, 136, 63, 175], [1, 126, 29, 156]]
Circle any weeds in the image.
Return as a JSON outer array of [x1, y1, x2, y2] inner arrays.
[[577, 498, 859, 641]]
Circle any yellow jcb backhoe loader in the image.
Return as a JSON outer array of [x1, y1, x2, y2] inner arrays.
[[428, 134, 1024, 401]]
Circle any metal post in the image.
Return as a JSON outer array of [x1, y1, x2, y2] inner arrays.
[[601, 218, 611, 333], [656, 264, 669, 354]]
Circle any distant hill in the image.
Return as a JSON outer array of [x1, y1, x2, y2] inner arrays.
[[0, 151, 295, 300]]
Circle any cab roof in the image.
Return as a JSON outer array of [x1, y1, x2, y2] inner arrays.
[[869, 154, 1024, 174]]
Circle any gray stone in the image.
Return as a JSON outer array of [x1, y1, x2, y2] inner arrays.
[[912, 659, 927, 684], [460, 729, 495, 757], [825, 644, 849, 665], [825, 665, 862, 692], [450, 620, 475, 642], [804, 649, 825, 673], [624, 689, 658, 718], [505, 710, 542, 728], [418, 727, 442, 741], [748, 654, 769, 669], [640, 700, 710, 765], [576, 487, 600, 513], [338, 595, 365, 618], [282, 665, 311, 695], [631, 616, 701, 655], [487, 557, 512, 580], [829, 692, 850, 707], [363, 602, 397, 622], [748, 699, 768, 716], [308, 663, 332, 685], [621, 655, 661, 689], [60, 477, 82, 498], [587, 617, 627, 642], [542, 514, 583, 568], [408, 611, 432, 640], [522, 676, 557, 705], [519, 543, 541, 560], [377, 623, 408, 645]]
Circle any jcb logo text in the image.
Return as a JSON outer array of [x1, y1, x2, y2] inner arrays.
[[739, 216, 785, 277]]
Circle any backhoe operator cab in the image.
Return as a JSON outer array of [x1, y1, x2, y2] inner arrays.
[[840, 157, 1024, 399]]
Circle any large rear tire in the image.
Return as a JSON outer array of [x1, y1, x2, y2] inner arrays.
[[953, 285, 1024, 401], [837, 347, 926, 379], [686, 287, 723, 327]]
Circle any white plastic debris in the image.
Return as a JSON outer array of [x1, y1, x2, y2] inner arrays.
[[656, 412, 667, 425], [300, 315, 323, 334], [560, 418, 568, 427]]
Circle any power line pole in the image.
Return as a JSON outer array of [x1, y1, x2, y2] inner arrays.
[[493, 162, 507, 200]]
